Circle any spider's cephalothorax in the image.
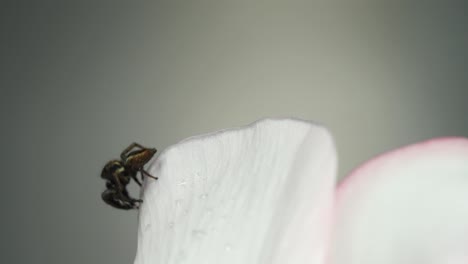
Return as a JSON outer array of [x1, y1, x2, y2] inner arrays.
[[100, 143, 158, 210]]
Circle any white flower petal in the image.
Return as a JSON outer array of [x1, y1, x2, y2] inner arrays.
[[134, 118, 337, 264], [331, 138, 468, 264]]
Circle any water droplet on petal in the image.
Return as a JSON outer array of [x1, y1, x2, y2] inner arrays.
[[224, 244, 232, 252], [178, 180, 187, 187], [192, 229, 206, 238]]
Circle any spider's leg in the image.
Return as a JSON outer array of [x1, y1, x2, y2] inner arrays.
[[111, 170, 135, 202], [134, 200, 143, 209], [130, 171, 142, 186], [121, 188, 142, 203], [112, 172, 125, 191], [140, 169, 158, 180], [120, 142, 147, 160]]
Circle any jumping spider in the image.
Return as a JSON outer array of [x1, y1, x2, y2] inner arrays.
[[101, 142, 158, 210]]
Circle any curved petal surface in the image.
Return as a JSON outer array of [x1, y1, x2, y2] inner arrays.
[[331, 138, 468, 264], [135, 118, 337, 264]]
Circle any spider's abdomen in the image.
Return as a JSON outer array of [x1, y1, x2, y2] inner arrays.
[[125, 148, 157, 169]]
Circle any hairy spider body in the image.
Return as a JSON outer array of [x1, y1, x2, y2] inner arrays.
[[100, 143, 158, 210], [101, 182, 141, 210], [124, 148, 157, 171], [101, 160, 130, 185]]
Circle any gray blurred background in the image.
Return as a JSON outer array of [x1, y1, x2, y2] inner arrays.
[[3, 1, 468, 264]]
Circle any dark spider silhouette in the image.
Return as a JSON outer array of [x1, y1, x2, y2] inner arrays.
[[100, 142, 158, 210]]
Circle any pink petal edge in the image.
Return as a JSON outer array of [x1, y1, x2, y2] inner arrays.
[[336, 136, 468, 201], [325, 136, 468, 264]]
